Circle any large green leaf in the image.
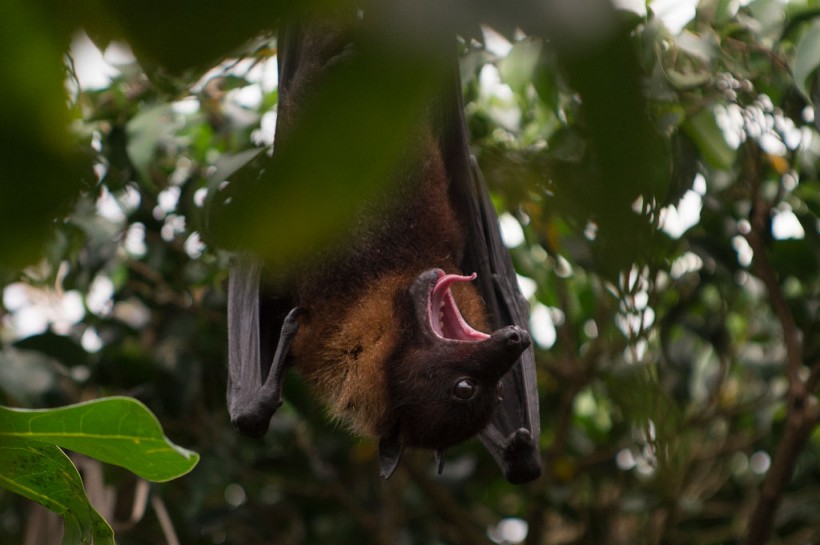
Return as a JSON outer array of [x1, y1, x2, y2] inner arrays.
[[0, 397, 198, 482], [0, 438, 114, 545], [0, 0, 88, 268], [208, 30, 446, 266], [100, 0, 279, 75]]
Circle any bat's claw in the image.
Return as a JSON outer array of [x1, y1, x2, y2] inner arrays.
[[378, 431, 404, 480]]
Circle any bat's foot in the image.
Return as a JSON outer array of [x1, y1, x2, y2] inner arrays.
[[229, 306, 299, 439], [229, 399, 283, 439], [501, 428, 542, 484]]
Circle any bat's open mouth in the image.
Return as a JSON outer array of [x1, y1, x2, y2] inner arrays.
[[428, 270, 491, 342]]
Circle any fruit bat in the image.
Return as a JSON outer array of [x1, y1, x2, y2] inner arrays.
[[226, 17, 542, 484]]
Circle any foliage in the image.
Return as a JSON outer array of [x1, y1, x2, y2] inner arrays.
[[0, 0, 819, 544], [0, 398, 198, 544]]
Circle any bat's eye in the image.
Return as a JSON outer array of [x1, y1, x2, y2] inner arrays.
[[452, 378, 477, 401]]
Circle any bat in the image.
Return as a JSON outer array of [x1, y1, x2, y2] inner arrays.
[[226, 16, 542, 484]]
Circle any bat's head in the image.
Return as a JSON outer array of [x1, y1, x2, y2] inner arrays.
[[379, 269, 530, 478]]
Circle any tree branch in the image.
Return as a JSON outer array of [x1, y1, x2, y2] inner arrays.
[[745, 198, 803, 386], [743, 397, 815, 545], [741, 143, 814, 545]]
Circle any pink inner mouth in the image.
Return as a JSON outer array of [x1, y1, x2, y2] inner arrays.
[[428, 272, 491, 341]]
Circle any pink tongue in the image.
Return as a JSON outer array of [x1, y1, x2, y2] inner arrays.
[[431, 273, 475, 299], [430, 273, 490, 341]]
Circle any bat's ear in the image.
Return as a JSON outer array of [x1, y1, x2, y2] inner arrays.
[[378, 423, 403, 479]]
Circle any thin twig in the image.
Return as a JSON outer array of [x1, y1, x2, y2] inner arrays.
[[151, 494, 180, 545], [525, 305, 600, 544], [293, 424, 393, 545], [721, 37, 791, 72], [402, 460, 496, 545]]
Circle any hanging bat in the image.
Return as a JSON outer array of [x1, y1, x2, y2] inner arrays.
[[226, 17, 542, 484]]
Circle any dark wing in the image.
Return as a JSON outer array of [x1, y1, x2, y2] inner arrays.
[[466, 161, 542, 484], [227, 254, 299, 438], [225, 22, 312, 439], [438, 60, 542, 485]]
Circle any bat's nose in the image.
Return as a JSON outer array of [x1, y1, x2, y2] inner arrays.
[[497, 326, 530, 350]]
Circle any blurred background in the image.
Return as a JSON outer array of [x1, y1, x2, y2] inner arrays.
[[1, 0, 818, 543]]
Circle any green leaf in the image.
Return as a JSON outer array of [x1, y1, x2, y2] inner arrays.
[[499, 37, 543, 96], [0, 438, 114, 545], [125, 104, 175, 186], [0, 397, 198, 482], [713, 0, 739, 26], [793, 21, 820, 99], [682, 107, 735, 170], [748, 0, 787, 40], [532, 53, 560, 114]]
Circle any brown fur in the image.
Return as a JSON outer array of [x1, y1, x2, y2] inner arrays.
[[289, 131, 490, 437]]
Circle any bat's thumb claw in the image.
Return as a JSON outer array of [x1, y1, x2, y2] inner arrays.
[[378, 431, 404, 479], [434, 449, 446, 475]]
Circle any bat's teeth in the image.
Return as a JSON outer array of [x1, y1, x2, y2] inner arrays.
[[429, 272, 489, 341]]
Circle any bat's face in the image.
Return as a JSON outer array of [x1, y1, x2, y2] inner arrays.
[[387, 269, 530, 450]]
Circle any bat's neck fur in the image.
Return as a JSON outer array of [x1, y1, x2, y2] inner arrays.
[[290, 131, 488, 437]]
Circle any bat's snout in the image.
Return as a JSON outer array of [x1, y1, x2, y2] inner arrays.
[[491, 325, 530, 357], [480, 325, 529, 382]]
